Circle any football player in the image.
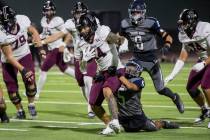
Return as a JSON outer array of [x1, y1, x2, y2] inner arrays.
[[35, 0, 75, 100], [165, 9, 210, 128], [0, 4, 42, 119], [101, 61, 179, 134], [119, 0, 184, 113], [76, 14, 127, 134], [40, 2, 99, 118]]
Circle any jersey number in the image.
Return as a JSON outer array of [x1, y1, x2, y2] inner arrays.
[[134, 35, 144, 50], [12, 35, 27, 51]]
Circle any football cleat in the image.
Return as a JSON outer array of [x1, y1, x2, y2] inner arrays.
[[15, 110, 26, 119], [194, 108, 209, 124], [162, 121, 180, 129], [99, 126, 114, 135], [173, 93, 185, 113], [108, 119, 121, 134], [0, 112, 9, 123], [28, 104, 37, 119], [208, 121, 210, 129], [87, 112, 95, 119], [35, 94, 40, 101]]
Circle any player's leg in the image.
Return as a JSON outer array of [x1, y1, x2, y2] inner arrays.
[[2, 63, 26, 119], [36, 49, 57, 99], [148, 62, 184, 113], [0, 86, 9, 123], [186, 68, 208, 123], [83, 59, 97, 118], [20, 54, 37, 119], [200, 65, 210, 127]]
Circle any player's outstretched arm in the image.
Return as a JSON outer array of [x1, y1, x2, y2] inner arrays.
[[28, 25, 42, 47], [119, 76, 140, 91], [164, 49, 188, 85]]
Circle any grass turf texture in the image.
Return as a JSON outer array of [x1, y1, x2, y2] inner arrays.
[[0, 63, 209, 140]]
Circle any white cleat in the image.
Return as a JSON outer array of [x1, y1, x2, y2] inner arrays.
[[109, 119, 121, 134], [208, 122, 210, 129], [22, 92, 27, 97], [35, 94, 40, 101], [99, 126, 114, 135]]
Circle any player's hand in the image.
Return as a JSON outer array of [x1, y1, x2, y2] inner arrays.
[[21, 68, 34, 83], [119, 38, 128, 53], [161, 43, 170, 55], [192, 61, 206, 72], [164, 74, 174, 85], [38, 47, 46, 59], [63, 48, 74, 63], [82, 46, 95, 62]]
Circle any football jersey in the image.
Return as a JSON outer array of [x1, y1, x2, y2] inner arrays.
[[78, 25, 124, 71], [116, 77, 144, 118], [178, 21, 210, 60], [120, 17, 164, 61], [0, 15, 31, 63], [41, 16, 66, 50]]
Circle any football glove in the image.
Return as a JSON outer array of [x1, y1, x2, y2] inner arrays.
[[82, 46, 95, 62], [63, 48, 74, 63], [192, 61, 206, 72]]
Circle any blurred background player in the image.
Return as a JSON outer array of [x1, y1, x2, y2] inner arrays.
[[165, 9, 210, 128], [119, 0, 184, 113], [36, 0, 75, 100], [39, 1, 99, 118], [77, 14, 127, 134], [0, 4, 41, 119]]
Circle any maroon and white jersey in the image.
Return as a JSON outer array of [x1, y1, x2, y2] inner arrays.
[[179, 21, 210, 60], [78, 25, 124, 71], [41, 16, 66, 50], [0, 15, 31, 63]]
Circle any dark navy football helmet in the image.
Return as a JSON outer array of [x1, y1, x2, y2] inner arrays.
[[177, 9, 198, 36], [125, 61, 143, 78], [128, 0, 146, 24], [42, 0, 56, 18], [0, 5, 17, 32]]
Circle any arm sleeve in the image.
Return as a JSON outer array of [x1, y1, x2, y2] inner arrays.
[[133, 77, 145, 89]]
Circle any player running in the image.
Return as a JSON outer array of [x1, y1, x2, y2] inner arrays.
[[76, 14, 127, 134], [165, 9, 210, 128], [119, 0, 184, 113], [35, 0, 75, 100]]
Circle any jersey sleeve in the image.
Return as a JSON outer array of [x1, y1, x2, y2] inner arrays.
[[54, 17, 67, 33], [65, 19, 77, 32], [133, 77, 145, 89], [203, 23, 210, 47], [16, 15, 31, 29], [0, 32, 8, 46], [151, 18, 165, 36], [98, 25, 111, 41]]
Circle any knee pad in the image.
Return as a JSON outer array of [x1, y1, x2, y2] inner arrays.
[[187, 88, 201, 99], [8, 92, 21, 105], [26, 84, 37, 97], [0, 98, 6, 113]]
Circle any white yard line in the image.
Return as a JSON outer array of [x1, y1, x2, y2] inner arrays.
[[5, 100, 199, 109], [0, 128, 28, 132]]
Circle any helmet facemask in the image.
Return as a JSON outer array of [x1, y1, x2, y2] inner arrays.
[[42, 1, 56, 19], [125, 61, 143, 79]]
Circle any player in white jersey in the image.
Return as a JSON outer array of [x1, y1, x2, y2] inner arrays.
[[165, 9, 210, 128], [0, 5, 42, 119], [35, 1, 75, 100], [39, 2, 100, 118], [76, 14, 127, 134]]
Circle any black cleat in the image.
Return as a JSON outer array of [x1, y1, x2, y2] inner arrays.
[[194, 108, 209, 124], [173, 93, 184, 113], [162, 121, 180, 129], [16, 110, 26, 119], [0, 112, 9, 123]]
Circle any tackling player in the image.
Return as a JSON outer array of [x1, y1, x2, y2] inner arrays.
[[0, 5, 41, 119], [119, 0, 184, 113], [165, 9, 210, 128]]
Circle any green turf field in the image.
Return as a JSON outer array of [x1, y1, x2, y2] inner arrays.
[[0, 63, 209, 140]]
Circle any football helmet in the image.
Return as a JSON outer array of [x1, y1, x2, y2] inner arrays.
[[71, 2, 89, 24], [177, 9, 198, 36], [125, 61, 143, 79], [128, 0, 146, 24], [42, 0, 56, 18], [76, 14, 97, 43], [0, 5, 16, 32]]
